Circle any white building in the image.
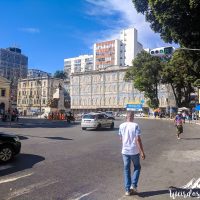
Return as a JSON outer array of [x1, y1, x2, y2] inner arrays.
[[64, 28, 143, 73], [93, 27, 143, 70], [64, 55, 93, 75], [119, 28, 143, 66]]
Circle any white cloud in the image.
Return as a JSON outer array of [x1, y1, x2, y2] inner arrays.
[[19, 28, 40, 33], [85, 0, 172, 49]]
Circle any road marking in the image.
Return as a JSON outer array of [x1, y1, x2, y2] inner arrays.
[[6, 179, 58, 200], [68, 190, 97, 200], [0, 173, 33, 184], [118, 195, 138, 200]]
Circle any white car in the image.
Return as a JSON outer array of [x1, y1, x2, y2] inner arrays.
[[81, 113, 114, 130], [135, 113, 144, 117]]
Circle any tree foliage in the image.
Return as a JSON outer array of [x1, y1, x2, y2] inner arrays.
[[53, 70, 67, 79], [162, 50, 200, 107], [125, 51, 163, 108], [132, 0, 200, 48]]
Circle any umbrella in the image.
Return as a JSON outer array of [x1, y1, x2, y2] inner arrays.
[[195, 105, 200, 111]]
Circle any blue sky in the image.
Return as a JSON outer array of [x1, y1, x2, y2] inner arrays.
[[0, 0, 176, 74]]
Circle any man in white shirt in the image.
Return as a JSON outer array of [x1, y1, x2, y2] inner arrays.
[[119, 111, 145, 196]]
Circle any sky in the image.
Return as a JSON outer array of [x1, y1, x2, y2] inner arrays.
[[0, 0, 176, 74]]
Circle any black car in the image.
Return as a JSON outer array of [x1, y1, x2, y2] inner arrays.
[[0, 133, 21, 162]]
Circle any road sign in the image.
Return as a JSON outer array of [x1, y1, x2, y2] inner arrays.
[[126, 104, 142, 111]]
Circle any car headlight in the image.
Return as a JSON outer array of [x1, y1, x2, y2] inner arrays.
[[14, 136, 20, 142]]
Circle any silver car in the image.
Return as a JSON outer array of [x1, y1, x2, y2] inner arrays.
[[81, 113, 114, 130]]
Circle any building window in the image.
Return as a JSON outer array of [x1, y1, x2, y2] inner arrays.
[[1, 89, 6, 97]]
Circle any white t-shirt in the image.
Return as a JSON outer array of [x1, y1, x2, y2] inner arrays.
[[119, 122, 141, 155]]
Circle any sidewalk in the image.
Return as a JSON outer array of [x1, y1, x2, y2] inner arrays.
[[142, 116, 200, 126]]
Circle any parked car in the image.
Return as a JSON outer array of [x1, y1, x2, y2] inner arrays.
[[0, 133, 21, 162], [135, 112, 145, 117], [81, 113, 114, 130], [105, 111, 115, 119]]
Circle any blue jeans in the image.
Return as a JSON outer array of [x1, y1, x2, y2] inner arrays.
[[122, 154, 141, 192]]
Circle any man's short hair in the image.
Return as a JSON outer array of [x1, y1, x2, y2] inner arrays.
[[126, 111, 134, 118]]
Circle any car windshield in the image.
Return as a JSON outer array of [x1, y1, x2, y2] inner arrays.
[[83, 114, 96, 119], [106, 112, 113, 114]]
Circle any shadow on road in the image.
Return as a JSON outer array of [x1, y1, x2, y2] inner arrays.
[[17, 134, 73, 141], [85, 127, 119, 132], [138, 189, 169, 198], [0, 119, 81, 129], [181, 138, 200, 140], [0, 153, 45, 177]]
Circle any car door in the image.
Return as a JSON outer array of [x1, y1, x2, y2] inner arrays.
[[98, 114, 106, 127], [103, 114, 111, 127]]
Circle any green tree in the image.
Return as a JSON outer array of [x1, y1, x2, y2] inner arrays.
[[132, 0, 200, 48], [53, 70, 67, 79], [125, 51, 163, 108], [162, 50, 200, 107]]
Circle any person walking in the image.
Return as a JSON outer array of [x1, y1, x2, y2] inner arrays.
[[174, 112, 183, 139], [119, 111, 145, 196]]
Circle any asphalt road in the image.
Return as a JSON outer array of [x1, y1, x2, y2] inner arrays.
[[0, 118, 200, 200]]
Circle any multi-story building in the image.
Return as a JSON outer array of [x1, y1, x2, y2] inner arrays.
[[0, 47, 28, 80], [17, 77, 65, 115], [64, 55, 93, 76], [0, 76, 10, 114], [70, 65, 147, 113], [93, 40, 121, 70], [93, 28, 143, 70], [0, 47, 28, 107], [119, 28, 143, 66], [27, 69, 51, 78], [70, 65, 176, 113]]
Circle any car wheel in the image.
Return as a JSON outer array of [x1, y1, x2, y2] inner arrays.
[[0, 145, 14, 162], [110, 122, 114, 129], [82, 127, 86, 130], [96, 123, 101, 130]]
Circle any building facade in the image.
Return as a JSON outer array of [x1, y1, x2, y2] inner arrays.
[[70, 66, 147, 112], [70, 66, 176, 113], [93, 40, 120, 70], [93, 28, 143, 70], [0, 47, 28, 107], [17, 77, 65, 115], [0, 76, 10, 114], [0, 47, 28, 80], [27, 69, 51, 78], [119, 28, 143, 66], [64, 55, 93, 76]]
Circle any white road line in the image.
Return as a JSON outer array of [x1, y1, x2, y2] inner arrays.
[[69, 190, 97, 200], [6, 179, 58, 200], [0, 173, 33, 184], [118, 195, 139, 200]]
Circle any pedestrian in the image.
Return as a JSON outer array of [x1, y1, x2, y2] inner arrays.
[[182, 112, 186, 123], [188, 112, 192, 124], [174, 112, 183, 139], [119, 111, 145, 196]]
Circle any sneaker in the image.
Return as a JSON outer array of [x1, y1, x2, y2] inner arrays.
[[125, 191, 131, 196], [130, 186, 138, 194]]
